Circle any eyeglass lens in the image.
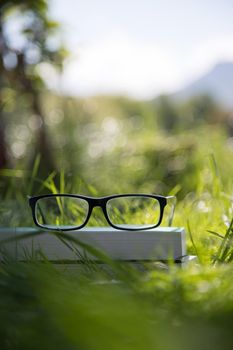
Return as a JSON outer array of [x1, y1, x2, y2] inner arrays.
[[106, 196, 160, 229], [35, 196, 89, 230]]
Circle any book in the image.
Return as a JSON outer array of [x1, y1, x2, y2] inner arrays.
[[0, 226, 186, 261]]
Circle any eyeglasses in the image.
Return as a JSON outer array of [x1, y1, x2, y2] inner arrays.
[[28, 194, 176, 231]]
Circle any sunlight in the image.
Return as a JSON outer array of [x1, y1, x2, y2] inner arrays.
[[60, 36, 181, 98]]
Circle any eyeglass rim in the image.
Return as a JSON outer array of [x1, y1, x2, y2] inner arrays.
[[28, 193, 175, 231]]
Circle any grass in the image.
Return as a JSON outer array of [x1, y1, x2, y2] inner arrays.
[[1, 245, 233, 349], [1, 137, 233, 349]]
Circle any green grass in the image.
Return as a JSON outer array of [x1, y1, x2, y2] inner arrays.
[[1, 244, 233, 349], [1, 127, 233, 349]]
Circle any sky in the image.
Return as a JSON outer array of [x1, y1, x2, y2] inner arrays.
[[47, 0, 233, 99]]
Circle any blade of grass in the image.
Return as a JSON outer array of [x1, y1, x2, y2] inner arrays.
[[28, 154, 41, 196], [59, 170, 65, 194], [207, 230, 224, 239], [213, 217, 233, 264], [187, 220, 201, 262]]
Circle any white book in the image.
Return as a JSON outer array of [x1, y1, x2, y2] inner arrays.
[[0, 226, 186, 261]]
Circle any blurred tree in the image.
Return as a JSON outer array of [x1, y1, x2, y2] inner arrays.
[[181, 94, 224, 126], [0, 0, 67, 174], [155, 95, 179, 131]]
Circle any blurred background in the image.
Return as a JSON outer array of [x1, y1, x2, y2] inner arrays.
[[2, 4, 233, 349], [1, 0, 233, 197]]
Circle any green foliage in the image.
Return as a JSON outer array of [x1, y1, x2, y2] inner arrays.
[[1, 119, 233, 348], [1, 3, 233, 348], [155, 95, 179, 131], [0, 0, 68, 173], [0, 101, 233, 350], [1, 240, 233, 349]]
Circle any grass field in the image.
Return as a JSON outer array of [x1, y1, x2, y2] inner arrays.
[[1, 144, 233, 349], [1, 94, 233, 349]]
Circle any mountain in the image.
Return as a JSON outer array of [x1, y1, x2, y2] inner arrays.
[[171, 61, 233, 109]]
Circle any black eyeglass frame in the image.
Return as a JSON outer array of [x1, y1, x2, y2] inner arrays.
[[28, 194, 176, 231]]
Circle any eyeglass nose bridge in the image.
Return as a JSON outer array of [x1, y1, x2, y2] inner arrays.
[[86, 198, 110, 226], [87, 197, 108, 217], [88, 197, 106, 209]]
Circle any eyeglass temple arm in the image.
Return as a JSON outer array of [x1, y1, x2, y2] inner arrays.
[[166, 196, 177, 226]]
